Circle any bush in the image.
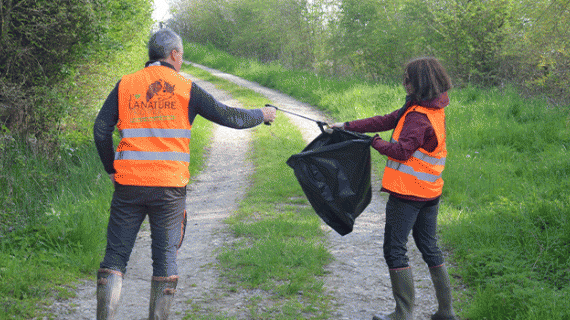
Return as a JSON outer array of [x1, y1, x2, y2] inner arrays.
[[0, 0, 153, 139]]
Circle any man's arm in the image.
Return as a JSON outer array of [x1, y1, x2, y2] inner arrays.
[[188, 83, 264, 128], [93, 82, 120, 175]]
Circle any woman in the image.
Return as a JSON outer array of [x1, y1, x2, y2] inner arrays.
[[330, 57, 458, 320]]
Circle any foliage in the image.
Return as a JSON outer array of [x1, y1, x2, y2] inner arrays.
[[406, 0, 517, 85], [171, 0, 329, 70], [500, 0, 570, 104], [0, 1, 156, 317], [0, 0, 153, 138], [171, 0, 570, 104], [331, 0, 412, 80]]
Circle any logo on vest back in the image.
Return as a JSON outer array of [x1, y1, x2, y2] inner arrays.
[[146, 79, 175, 102], [129, 79, 177, 111], [129, 79, 178, 122]]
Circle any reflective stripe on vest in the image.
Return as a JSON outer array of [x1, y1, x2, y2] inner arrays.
[[115, 151, 190, 162], [391, 138, 446, 166], [385, 159, 441, 183], [120, 128, 192, 139]]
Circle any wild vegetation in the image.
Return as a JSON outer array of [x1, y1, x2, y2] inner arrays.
[[170, 0, 570, 104], [0, 0, 155, 317]]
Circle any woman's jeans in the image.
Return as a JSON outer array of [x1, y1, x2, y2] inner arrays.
[[100, 183, 187, 277], [383, 194, 444, 269]]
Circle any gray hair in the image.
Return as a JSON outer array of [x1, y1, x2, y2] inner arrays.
[[148, 29, 183, 61]]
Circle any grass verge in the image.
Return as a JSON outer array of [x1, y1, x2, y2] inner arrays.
[[0, 141, 112, 319]]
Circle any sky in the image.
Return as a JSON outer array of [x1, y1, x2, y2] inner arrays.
[[152, 0, 172, 21]]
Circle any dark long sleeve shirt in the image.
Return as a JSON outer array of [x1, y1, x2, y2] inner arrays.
[[93, 61, 264, 175]]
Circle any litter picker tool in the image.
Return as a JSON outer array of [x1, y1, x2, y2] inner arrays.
[[264, 104, 329, 132]]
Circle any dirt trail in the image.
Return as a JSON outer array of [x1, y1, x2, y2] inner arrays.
[[48, 64, 439, 319], [186, 63, 439, 320]]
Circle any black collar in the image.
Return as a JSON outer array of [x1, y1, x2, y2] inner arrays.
[[145, 60, 176, 71]]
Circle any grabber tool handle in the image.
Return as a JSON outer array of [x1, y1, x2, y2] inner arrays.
[[264, 104, 327, 130]]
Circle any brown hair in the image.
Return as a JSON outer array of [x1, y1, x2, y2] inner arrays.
[[404, 57, 452, 101]]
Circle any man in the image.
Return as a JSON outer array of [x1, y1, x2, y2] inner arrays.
[[93, 28, 276, 320]]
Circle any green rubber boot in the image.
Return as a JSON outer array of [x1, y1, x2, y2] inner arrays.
[[148, 275, 178, 320], [96, 268, 123, 320], [373, 267, 415, 320], [429, 265, 459, 320]]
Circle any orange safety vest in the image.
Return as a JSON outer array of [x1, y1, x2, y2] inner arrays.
[[114, 65, 193, 187], [381, 105, 447, 199]]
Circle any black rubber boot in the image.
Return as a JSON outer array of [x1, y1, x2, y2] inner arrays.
[[429, 265, 459, 320], [373, 267, 415, 320], [148, 275, 178, 320], [96, 268, 123, 320]]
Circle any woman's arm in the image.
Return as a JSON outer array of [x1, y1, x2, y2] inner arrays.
[[371, 112, 436, 161], [345, 109, 400, 133]]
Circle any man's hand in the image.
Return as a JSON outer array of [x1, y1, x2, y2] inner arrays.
[[261, 106, 277, 124], [109, 173, 116, 184]]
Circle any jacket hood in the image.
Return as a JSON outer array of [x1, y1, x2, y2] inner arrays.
[[417, 92, 449, 109], [395, 92, 448, 126]]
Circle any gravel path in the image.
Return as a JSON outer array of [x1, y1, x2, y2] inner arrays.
[[187, 63, 439, 320], [47, 64, 440, 319]]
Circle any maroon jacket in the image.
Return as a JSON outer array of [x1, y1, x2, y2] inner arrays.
[[345, 92, 449, 201]]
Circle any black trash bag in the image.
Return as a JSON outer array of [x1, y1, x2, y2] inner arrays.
[[286, 128, 373, 236]]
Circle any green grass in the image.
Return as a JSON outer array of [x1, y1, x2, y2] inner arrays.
[[180, 63, 333, 319], [0, 141, 112, 318], [185, 42, 570, 319]]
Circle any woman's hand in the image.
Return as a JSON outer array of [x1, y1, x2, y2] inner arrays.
[[324, 122, 345, 133]]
